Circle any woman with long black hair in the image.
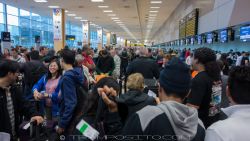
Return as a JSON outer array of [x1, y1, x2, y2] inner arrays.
[[186, 47, 222, 128], [32, 59, 62, 121]]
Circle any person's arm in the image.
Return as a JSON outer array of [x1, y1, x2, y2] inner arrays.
[[152, 62, 160, 79], [32, 75, 46, 93], [58, 77, 77, 129], [186, 78, 207, 109], [32, 75, 46, 100]]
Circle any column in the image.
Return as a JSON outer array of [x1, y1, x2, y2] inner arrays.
[[82, 21, 90, 46], [106, 32, 111, 46], [53, 8, 65, 52], [97, 27, 103, 51]]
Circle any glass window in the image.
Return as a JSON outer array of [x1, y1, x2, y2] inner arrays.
[[8, 25, 20, 45], [20, 27, 31, 47], [7, 15, 18, 26], [31, 13, 41, 21], [7, 5, 18, 16], [20, 9, 30, 18], [0, 23, 5, 35], [0, 12, 4, 24], [19, 17, 30, 28], [0, 3, 3, 12], [31, 20, 41, 30]]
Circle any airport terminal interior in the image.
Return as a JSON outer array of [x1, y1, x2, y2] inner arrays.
[[0, 0, 250, 141]]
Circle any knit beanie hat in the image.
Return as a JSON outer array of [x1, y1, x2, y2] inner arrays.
[[159, 57, 191, 95]]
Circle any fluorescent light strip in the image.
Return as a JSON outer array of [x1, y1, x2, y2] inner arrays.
[[149, 11, 158, 13], [98, 5, 109, 8], [150, 7, 160, 9], [48, 6, 60, 8], [113, 19, 121, 22], [65, 10, 69, 13], [80, 20, 88, 22], [111, 17, 119, 20], [108, 14, 116, 16], [150, 1, 162, 4], [91, 0, 104, 2], [34, 0, 47, 2], [149, 14, 157, 16], [103, 10, 113, 13], [67, 14, 76, 16], [75, 17, 82, 19]]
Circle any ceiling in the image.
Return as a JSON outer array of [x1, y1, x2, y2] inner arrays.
[[1, 0, 183, 43]]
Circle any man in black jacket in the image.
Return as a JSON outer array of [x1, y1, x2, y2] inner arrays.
[[126, 47, 159, 79], [0, 59, 43, 141], [98, 58, 205, 141]]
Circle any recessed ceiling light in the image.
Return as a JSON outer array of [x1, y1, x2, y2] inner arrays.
[[65, 10, 69, 13], [116, 21, 123, 24], [48, 6, 60, 8], [113, 19, 120, 22], [150, 7, 160, 9], [75, 17, 82, 19], [149, 11, 158, 13], [111, 17, 119, 20], [150, 1, 162, 4], [108, 14, 116, 16], [91, 0, 104, 2], [34, 0, 47, 2], [67, 14, 76, 16], [80, 19, 88, 22], [98, 5, 109, 8], [103, 10, 113, 13]]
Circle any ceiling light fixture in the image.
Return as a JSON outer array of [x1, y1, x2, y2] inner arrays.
[[113, 19, 121, 22], [34, 0, 47, 2], [65, 10, 69, 13], [116, 21, 123, 24], [67, 14, 76, 16], [98, 5, 109, 8], [48, 6, 60, 8], [80, 19, 88, 22], [103, 10, 113, 13], [149, 14, 157, 16], [108, 14, 116, 16], [150, 1, 162, 4], [111, 17, 119, 20], [150, 7, 160, 9], [75, 17, 82, 19], [91, 0, 104, 2], [149, 11, 158, 13]]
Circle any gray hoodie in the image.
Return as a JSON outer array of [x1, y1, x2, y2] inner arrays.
[[157, 101, 204, 141]]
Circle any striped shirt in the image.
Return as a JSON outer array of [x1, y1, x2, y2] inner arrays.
[[4, 87, 16, 137]]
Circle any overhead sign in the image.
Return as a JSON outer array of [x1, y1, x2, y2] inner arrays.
[[82, 21, 89, 44], [53, 9, 63, 40], [1, 32, 11, 42], [97, 28, 103, 44]]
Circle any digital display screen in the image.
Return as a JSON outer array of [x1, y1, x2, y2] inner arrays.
[[240, 25, 250, 42], [206, 33, 213, 44], [190, 37, 194, 45], [220, 30, 228, 43], [66, 35, 76, 40], [198, 35, 202, 44]]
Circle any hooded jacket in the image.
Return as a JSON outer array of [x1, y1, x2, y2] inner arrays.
[[58, 68, 84, 129], [106, 101, 205, 141], [117, 90, 156, 122]]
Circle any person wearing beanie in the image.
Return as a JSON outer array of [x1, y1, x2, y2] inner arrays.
[[97, 57, 205, 141]]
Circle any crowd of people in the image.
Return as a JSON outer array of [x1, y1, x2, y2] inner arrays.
[[0, 45, 249, 141]]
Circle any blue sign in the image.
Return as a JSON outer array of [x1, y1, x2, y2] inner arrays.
[[240, 25, 250, 41], [206, 33, 213, 44], [220, 30, 228, 43]]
